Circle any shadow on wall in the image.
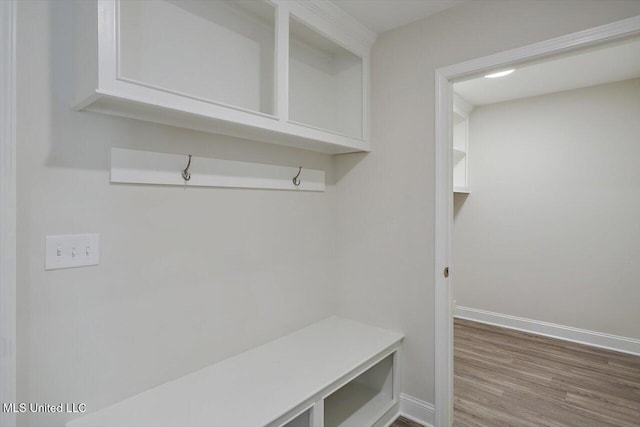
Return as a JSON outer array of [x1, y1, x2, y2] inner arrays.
[[332, 152, 367, 184], [454, 192, 469, 220], [45, 0, 368, 185]]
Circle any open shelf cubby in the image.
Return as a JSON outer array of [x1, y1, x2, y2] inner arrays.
[[118, 0, 276, 115], [289, 16, 364, 139], [323, 353, 394, 427], [281, 408, 311, 427]]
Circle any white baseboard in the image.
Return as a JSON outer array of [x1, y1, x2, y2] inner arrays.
[[455, 306, 640, 356], [398, 393, 434, 427]]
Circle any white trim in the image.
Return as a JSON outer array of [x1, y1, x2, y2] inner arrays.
[[455, 306, 640, 356], [439, 15, 640, 82], [275, 3, 289, 121], [0, 1, 17, 426], [434, 15, 640, 426], [434, 70, 454, 427], [399, 394, 435, 427], [311, 399, 323, 427], [361, 54, 371, 143]]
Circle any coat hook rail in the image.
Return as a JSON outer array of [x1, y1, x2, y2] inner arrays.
[[292, 166, 302, 187], [182, 154, 192, 181], [110, 148, 325, 192]]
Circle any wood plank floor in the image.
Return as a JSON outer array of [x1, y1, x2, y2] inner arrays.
[[390, 416, 424, 427], [454, 318, 640, 426]]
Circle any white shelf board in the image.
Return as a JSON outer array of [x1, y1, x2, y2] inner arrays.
[[454, 187, 470, 194], [324, 382, 392, 427], [110, 148, 325, 192], [66, 317, 403, 427]]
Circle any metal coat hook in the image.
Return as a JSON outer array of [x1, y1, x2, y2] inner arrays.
[[292, 166, 302, 187], [182, 154, 192, 181]]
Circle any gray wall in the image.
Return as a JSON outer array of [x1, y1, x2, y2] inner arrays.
[[17, 2, 337, 426], [334, 0, 640, 405], [15, 0, 640, 425], [454, 79, 640, 340]]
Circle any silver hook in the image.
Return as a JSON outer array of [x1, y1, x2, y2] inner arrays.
[[292, 166, 302, 187], [182, 154, 192, 181]]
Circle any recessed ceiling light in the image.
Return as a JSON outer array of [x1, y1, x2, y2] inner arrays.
[[484, 69, 515, 78]]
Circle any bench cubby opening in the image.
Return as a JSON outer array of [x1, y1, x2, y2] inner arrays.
[[323, 352, 395, 427]]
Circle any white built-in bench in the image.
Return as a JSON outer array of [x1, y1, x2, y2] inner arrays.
[[66, 317, 404, 427]]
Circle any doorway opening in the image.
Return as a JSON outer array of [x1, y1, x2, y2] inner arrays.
[[434, 15, 640, 426]]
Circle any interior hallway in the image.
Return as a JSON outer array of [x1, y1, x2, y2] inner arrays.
[[454, 318, 640, 426]]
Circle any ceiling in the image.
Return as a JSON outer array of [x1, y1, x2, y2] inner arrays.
[[331, 0, 466, 34], [454, 37, 640, 106]]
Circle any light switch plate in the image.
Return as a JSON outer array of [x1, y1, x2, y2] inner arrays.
[[45, 234, 100, 270]]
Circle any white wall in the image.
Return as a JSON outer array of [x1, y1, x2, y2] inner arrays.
[[16, 2, 336, 426], [454, 79, 640, 340], [334, 0, 640, 405]]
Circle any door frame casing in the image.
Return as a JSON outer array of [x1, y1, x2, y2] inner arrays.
[[0, 1, 17, 426], [434, 15, 640, 426]]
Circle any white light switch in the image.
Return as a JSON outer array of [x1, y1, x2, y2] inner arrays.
[[45, 234, 100, 270]]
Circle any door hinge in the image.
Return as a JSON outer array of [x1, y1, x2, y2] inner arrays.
[[444, 267, 449, 278]]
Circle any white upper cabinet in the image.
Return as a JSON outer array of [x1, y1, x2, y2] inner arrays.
[[73, 0, 376, 154]]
